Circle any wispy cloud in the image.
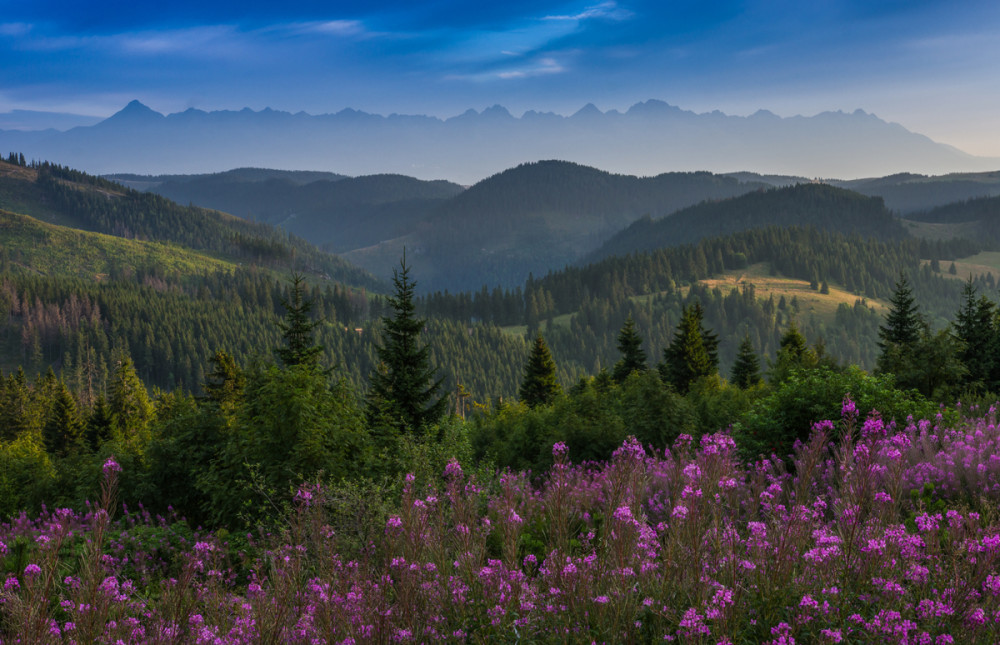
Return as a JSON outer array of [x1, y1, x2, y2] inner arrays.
[[497, 57, 565, 78], [117, 26, 242, 56], [0, 22, 33, 37], [280, 20, 369, 38], [543, 1, 634, 22]]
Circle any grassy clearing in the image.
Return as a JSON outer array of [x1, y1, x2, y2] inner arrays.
[[500, 312, 573, 338], [696, 263, 886, 320], [923, 251, 1000, 283], [901, 219, 980, 242]]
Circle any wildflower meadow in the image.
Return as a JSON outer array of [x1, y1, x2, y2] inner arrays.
[[3, 399, 1000, 643]]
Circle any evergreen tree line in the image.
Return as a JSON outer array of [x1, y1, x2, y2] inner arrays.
[[0, 261, 451, 526]]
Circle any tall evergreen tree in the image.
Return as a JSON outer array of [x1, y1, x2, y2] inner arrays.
[[203, 350, 246, 412], [367, 253, 447, 433], [768, 321, 819, 384], [275, 273, 323, 368], [109, 355, 155, 444], [519, 334, 561, 408], [730, 334, 761, 389], [878, 273, 922, 351], [659, 303, 718, 394], [954, 278, 997, 390], [877, 273, 927, 378], [43, 383, 84, 456], [612, 316, 647, 384]]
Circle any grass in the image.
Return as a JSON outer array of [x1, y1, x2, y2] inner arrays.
[[696, 262, 886, 319], [901, 219, 981, 242], [0, 209, 238, 280], [923, 251, 1000, 283]]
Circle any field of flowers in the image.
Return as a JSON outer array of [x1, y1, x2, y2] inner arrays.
[[3, 399, 1000, 643]]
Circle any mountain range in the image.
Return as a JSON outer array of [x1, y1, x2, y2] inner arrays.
[[3, 100, 998, 184]]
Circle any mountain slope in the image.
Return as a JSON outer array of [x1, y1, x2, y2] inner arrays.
[[586, 183, 908, 263], [112, 170, 465, 253], [831, 171, 1000, 214], [343, 161, 768, 291], [0, 159, 382, 290], [0, 208, 235, 279]]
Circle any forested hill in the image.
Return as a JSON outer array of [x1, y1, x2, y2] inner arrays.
[[113, 170, 465, 253], [903, 194, 1000, 249], [586, 183, 908, 263], [418, 225, 977, 377], [345, 160, 768, 292], [831, 171, 1000, 214], [0, 160, 381, 290], [107, 167, 348, 190]]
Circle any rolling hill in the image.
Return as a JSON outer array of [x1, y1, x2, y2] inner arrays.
[[0, 159, 382, 290], [585, 183, 909, 263]]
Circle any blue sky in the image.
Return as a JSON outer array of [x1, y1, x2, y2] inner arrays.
[[2, 0, 999, 155]]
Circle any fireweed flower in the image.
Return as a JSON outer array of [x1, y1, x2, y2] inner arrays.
[[24, 564, 42, 577], [842, 395, 857, 419], [552, 441, 569, 458], [443, 459, 463, 479], [103, 456, 121, 476]]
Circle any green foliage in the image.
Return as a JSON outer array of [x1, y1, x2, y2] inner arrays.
[[108, 355, 155, 448], [611, 316, 647, 384], [878, 273, 923, 352], [474, 371, 695, 473], [659, 303, 718, 394], [738, 366, 940, 460], [274, 273, 324, 368], [367, 254, 447, 434], [0, 434, 54, 519], [206, 364, 370, 527], [768, 321, 819, 385], [954, 279, 998, 391], [730, 334, 762, 389], [519, 334, 561, 408]]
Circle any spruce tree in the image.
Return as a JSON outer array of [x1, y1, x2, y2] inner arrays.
[[367, 253, 447, 434], [519, 334, 561, 408], [954, 279, 996, 389], [878, 273, 922, 351], [730, 334, 761, 389], [768, 321, 818, 384], [43, 384, 84, 456], [612, 316, 647, 384], [275, 273, 323, 368], [108, 355, 154, 443], [659, 303, 718, 394]]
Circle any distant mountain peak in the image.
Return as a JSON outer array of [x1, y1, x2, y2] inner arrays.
[[572, 103, 604, 119], [625, 99, 683, 117], [104, 100, 164, 124]]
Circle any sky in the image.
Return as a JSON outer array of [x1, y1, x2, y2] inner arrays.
[[2, 0, 1000, 156]]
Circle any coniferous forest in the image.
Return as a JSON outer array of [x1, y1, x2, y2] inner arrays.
[[5, 154, 1000, 642]]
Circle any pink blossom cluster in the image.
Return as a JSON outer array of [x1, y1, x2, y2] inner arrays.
[[3, 409, 1000, 642]]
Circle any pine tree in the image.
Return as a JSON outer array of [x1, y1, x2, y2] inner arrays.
[[275, 273, 323, 368], [878, 273, 923, 349], [954, 279, 996, 389], [612, 316, 647, 384], [86, 395, 114, 449], [43, 384, 84, 456], [519, 334, 561, 408], [769, 321, 818, 384], [108, 355, 155, 443], [659, 303, 718, 394], [203, 350, 245, 411], [730, 334, 761, 389], [367, 253, 447, 434]]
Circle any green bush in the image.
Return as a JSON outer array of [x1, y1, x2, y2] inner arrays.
[[737, 365, 942, 460]]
